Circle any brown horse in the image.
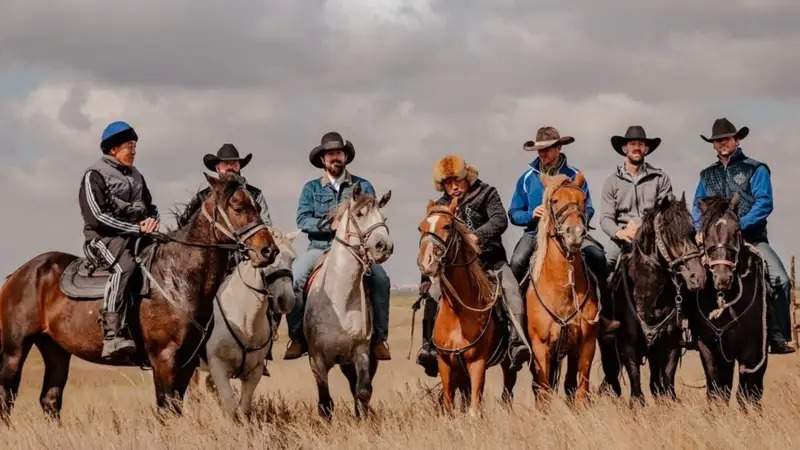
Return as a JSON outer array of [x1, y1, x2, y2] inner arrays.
[[417, 200, 513, 415], [0, 173, 278, 420], [526, 173, 598, 402]]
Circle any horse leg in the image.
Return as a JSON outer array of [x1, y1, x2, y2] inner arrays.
[[574, 329, 597, 404], [150, 347, 186, 416], [647, 351, 667, 399], [352, 346, 373, 418], [530, 337, 551, 403], [35, 337, 72, 422], [620, 342, 644, 405], [466, 359, 487, 417], [238, 363, 263, 418], [697, 340, 732, 403], [564, 350, 579, 401], [662, 344, 681, 401], [0, 336, 33, 420], [309, 354, 334, 420], [597, 336, 622, 397], [737, 362, 767, 411], [340, 364, 360, 416], [207, 356, 238, 416], [500, 359, 517, 406], [438, 357, 456, 414]]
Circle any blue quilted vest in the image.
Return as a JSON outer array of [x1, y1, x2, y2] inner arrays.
[[699, 149, 768, 241]]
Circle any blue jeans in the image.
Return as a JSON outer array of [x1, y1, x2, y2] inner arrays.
[[754, 241, 791, 343], [287, 247, 391, 342]]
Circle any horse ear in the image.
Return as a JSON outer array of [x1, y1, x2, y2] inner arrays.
[[680, 191, 686, 204], [448, 197, 459, 213], [378, 190, 392, 209], [204, 173, 220, 189], [730, 193, 741, 214], [698, 198, 710, 214], [573, 171, 585, 188], [285, 230, 301, 243], [352, 183, 362, 199]]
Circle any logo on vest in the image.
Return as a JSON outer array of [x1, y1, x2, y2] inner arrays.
[[733, 173, 748, 186]]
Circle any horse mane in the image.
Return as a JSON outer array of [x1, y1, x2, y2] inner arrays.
[[532, 174, 570, 280], [699, 196, 735, 233], [635, 196, 696, 258], [331, 195, 377, 221], [170, 174, 247, 233], [428, 204, 492, 303]]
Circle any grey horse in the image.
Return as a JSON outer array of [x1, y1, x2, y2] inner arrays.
[[304, 186, 393, 419]]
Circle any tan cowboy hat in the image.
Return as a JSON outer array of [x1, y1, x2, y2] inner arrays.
[[309, 131, 355, 168], [523, 126, 575, 151], [433, 154, 478, 192]]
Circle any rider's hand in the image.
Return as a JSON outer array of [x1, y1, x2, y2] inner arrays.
[[695, 232, 704, 245], [533, 205, 545, 219], [139, 218, 160, 234], [466, 232, 480, 249], [615, 228, 633, 243], [419, 280, 432, 296]]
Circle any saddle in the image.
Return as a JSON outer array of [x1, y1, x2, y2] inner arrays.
[[59, 240, 158, 300]]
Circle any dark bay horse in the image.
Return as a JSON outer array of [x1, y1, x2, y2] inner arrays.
[[692, 195, 768, 407], [602, 195, 705, 404], [417, 200, 514, 415], [525, 174, 598, 402], [0, 173, 278, 420]]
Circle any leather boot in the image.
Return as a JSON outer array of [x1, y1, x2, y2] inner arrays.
[[372, 340, 392, 360], [507, 313, 531, 371], [283, 338, 307, 360], [101, 311, 136, 360], [416, 299, 438, 377]]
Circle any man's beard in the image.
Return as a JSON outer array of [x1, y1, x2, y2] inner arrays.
[[326, 161, 345, 177], [627, 155, 644, 166]]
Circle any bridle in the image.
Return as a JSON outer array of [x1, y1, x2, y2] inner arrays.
[[546, 184, 588, 255], [702, 216, 742, 269], [334, 200, 390, 272], [652, 213, 704, 273]]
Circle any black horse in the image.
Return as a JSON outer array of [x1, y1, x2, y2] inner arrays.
[[691, 195, 768, 407], [600, 195, 706, 403]]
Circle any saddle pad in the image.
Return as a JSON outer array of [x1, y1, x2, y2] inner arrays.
[[59, 243, 157, 299], [303, 251, 330, 295]]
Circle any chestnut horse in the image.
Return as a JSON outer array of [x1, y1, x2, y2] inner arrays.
[[526, 173, 598, 402], [0, 174, 278, 420], [417, 200, 514, 415]]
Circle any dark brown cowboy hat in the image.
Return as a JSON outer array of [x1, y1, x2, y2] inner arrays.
[[203, 143, 252, 172], [701, 118, 749, 143], [309, 131, 355, 169], [611, 125, 661, 156], [523, 126, 575, 152]]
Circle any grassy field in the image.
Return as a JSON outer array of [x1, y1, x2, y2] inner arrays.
[[2, 294, 799, 449]]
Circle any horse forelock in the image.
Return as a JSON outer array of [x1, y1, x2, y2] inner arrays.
[[700, 197, 737, 234]]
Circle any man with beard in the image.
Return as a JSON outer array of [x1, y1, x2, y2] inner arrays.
[[177, 143, 272, 227], [284, 131, 392, 360], [600, 126, 673, 271], [416, 155, 531, 376]]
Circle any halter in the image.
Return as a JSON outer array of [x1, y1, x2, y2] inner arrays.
[[653, 213, 704, 272], [201, 197, 269, 260], [703, 234, 742, 269], [334, 201, 389, 273]]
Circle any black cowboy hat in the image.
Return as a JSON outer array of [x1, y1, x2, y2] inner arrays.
[[611, 125, 661, 156], [701, 117, 749, 143], [309, 131, 355, 169], [203, 143, 252, 172]]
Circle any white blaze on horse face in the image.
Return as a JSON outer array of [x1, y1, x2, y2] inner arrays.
[[425, 215, 440, 233]]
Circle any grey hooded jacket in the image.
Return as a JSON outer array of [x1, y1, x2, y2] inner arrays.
[[599, 162, 673, 239]]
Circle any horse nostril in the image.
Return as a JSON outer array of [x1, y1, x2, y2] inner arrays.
[[261, 246, 277, 261]]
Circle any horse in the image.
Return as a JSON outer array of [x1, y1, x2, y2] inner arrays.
[[304, 185, 393, 419], [525, 173, 598, 402], [692, 195, 768, 408], [203, 228, 298, 418], [602, 194, 706, 404], [0, 173, 278, 420], [417, 199, 515, 415]]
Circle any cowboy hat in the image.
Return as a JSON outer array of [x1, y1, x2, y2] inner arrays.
[[701, 118, 749, 143], [432, 154, 478, 192], [309, 131, 355, 169], [611, 125, 661, 156], [203, 143, 252, 172], [523, 126, 575, 151]]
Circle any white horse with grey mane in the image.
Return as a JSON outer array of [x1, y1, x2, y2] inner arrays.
[[304, 185, 393, 419], [203, 228, 298, 417]]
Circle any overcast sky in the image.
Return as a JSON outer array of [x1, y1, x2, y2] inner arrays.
[[1, 0, 799, 285]]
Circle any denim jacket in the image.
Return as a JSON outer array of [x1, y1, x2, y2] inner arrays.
[[296, 171, 375, 249]]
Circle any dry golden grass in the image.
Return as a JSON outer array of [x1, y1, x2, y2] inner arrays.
[[2, 294, 799, 449]]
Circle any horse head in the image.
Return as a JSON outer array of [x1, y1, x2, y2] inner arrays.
[[541, 173, 587, 254], [260, 228, 299, 315], [333, 184, 393, 265], [417, 198, 480, 276], [698, 194, 742, 292], [204, 173, 278, 268]]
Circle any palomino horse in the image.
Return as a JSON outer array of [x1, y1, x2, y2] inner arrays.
[[0, 173, 277, 420], [526, 173, 598, 401], [692, 195, 768, 407], [304, 185, 393, 419], [603, 195, 705, 404], [204, 228, 298, 417], [417, 200, 514, 415]]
